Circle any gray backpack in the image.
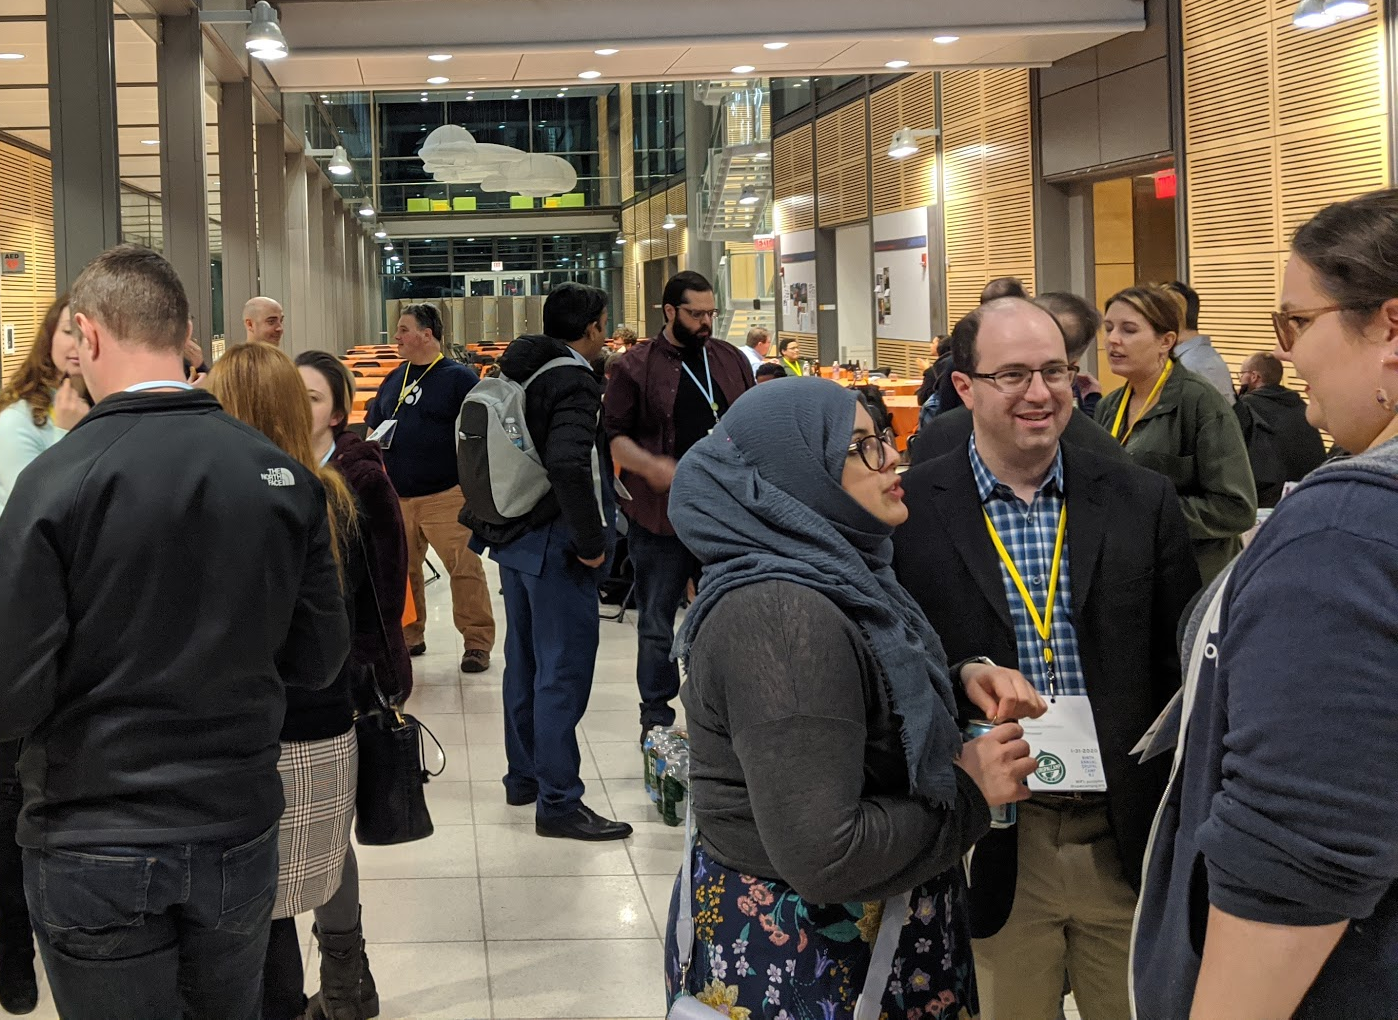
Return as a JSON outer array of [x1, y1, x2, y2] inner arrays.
[[456, 358, 597, 526]]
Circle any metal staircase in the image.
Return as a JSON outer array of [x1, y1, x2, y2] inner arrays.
[[697, 81, 773, 242], [699, 141, 773, 241]]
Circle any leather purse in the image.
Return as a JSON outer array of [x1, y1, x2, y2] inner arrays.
[[352, 529, 445, 845]]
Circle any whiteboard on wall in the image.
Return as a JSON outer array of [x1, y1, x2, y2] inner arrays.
[[779, 229, 818, 334], [873, 208, 933, 343]]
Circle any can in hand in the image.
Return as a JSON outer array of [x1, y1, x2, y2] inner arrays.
[[963, 719, 1017, 829]]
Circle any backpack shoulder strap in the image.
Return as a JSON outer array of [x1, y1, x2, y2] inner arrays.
[[523, 356, 588, 388]]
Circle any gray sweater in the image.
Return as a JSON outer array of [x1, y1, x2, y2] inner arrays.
[[681, 580, 990, 904]]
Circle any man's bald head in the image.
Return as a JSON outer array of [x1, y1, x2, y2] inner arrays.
[[243, 296, 285, 347]]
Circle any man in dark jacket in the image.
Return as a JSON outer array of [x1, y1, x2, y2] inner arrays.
[[0, 245, 348, 1020], [892, 298, 1200, 1020], [1234, 352, 1326, 506], [470, 283, 630, 842], [605, 271, 754, 740]]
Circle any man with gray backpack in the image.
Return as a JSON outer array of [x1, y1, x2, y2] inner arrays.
[[458, 283, 630, 842]]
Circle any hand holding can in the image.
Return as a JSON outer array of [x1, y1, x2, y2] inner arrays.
[[959, 720, 1038, 828]]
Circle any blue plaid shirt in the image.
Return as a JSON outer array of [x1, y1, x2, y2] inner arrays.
[[969, 436, 1087, 697]]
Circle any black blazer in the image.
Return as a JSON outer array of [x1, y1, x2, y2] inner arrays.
[[892, 442, 1201, 937], [911, 405, 1130, 467]]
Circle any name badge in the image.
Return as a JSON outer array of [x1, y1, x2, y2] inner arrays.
[[1021, 695, 1108, 793], [368, 419, 398, 449]]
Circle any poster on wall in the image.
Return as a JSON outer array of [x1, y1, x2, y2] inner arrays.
[[873, 209, 933, 343], [779, 230, 818, 334]]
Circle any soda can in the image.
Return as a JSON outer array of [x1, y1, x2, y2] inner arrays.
[[963, 720, 1017, 829]]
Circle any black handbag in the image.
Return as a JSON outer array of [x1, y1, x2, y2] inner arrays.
[[352, 530, 446, 846]]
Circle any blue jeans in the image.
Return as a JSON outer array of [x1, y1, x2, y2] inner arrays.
[[627, 521, 700, 731], [499, 544, 602, 821], [23, 823, 278, 1020]]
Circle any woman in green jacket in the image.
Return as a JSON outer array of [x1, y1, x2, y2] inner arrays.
[[1095, 285, 1256, 582]]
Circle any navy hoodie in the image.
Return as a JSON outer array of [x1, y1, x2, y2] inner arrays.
[[1132, 438, 1398, 1019]]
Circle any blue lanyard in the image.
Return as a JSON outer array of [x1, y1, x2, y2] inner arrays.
[[125, 380, 195, 393], [680, 348, 718, 418]]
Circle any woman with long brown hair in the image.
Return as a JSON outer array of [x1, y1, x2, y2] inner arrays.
[[0, 294, 90, 1015], [206, 343, 374, 1020], [0, 294, 89, 513]]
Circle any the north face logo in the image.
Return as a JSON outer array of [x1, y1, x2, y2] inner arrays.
[[260, 467, 296, 487]]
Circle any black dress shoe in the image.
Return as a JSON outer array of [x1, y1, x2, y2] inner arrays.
[[0, 951, 38, 1015], [408, 643, 427, 657], [536, 804, 633, 842]]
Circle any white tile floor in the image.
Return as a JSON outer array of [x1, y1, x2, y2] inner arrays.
[[20, 554, 1084, 1020]]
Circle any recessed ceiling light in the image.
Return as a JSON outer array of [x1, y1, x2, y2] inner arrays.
[[557, 92, 565, 97], [763, 42, 788, 50], [886, 59, 910, 69], [427, 76, 450, 85], [594, 48, 619, 56], [427, 53, 452, 62], [141, 139, 160, 146], [933, 35, 960, 44], [319, 93, 328, 98], [0, 53, 25, 61], [420, 97, 428, 102], [561, 87, 570, 91], [732, 65, 756, 74], [579, 70, 602, 79]]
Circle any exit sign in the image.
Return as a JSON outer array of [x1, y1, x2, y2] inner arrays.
[[491, 260, 504, 272]]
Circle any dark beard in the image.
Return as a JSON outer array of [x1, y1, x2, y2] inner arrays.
[[672, 319, 711, 350]]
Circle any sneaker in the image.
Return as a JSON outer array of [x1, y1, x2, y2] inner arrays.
[[535, 804, 633, 842], [460, 649, 491, 673], [408, 642, 427, 657]]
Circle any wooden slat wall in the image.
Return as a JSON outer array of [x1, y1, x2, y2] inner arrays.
[[619, 183, 688, 332], [0, 138, 57, 385], [619, 88, 636, 204], [1183, 0, 1389, 371], [875, 338, 935, 377], [815, 100, 871, 228], [941, 69, 1035, 325], [870, 73, 940, 215], [773, 123, 815, 234]]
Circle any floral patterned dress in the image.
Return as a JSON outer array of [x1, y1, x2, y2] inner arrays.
[[665, 842, 978, 1020]]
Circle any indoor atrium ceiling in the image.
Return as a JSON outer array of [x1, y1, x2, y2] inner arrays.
[[266, 0, 1146, 92], [0, 0, 223, 248]]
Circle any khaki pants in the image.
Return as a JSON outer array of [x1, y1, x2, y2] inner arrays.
[[973, 798, 1137, 1020], [399, 488, 496, 653]]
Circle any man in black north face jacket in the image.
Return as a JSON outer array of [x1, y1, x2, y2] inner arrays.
[[0, 245, 347, 1020]]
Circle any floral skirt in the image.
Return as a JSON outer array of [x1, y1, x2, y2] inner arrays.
[[664, 842, 978, 1020]]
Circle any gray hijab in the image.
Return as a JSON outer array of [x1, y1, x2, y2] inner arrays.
[[670, 377, 963, 807]]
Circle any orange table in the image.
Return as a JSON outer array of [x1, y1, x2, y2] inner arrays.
[[884, 395, 921, 452]]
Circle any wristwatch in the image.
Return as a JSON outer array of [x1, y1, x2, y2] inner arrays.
[[955, 655, 996, 682]]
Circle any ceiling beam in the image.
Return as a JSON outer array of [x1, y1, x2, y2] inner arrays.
[[276, 0, 1143, 54]]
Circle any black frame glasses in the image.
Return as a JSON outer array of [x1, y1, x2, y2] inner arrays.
[[847, 428, 898, 472], [967, 363, 1079, 395]]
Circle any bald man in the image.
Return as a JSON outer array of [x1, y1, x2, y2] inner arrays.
[[243, 297, 285, 347]]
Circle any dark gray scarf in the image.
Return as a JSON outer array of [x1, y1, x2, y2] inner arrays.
[[670, 378, 963, 806]]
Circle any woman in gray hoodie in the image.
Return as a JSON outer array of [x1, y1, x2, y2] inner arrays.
[[1132, 188, 1398, 1020]]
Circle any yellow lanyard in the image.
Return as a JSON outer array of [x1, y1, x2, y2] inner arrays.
[[983, 504, 1069, 696], [1110, 359, 1173, 446], [393, 354, 442, 416]]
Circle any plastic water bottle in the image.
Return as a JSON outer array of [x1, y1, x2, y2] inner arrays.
[[504, 417, 525, 449]]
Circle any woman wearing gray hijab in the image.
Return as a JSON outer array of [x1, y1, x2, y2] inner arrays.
[[663, 378, 1041, 1017]]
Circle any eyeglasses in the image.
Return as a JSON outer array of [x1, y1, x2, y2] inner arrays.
[[1270, 305, 1368, 352], [847, 428, 898, 472], [967, 363, 1078, 395], [679, 305, 718, 321]]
